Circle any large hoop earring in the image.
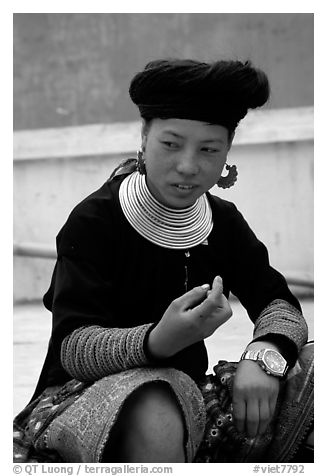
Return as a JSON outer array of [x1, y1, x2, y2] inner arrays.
[[136, 149, 146, 175], [217, 164, 238, 189]]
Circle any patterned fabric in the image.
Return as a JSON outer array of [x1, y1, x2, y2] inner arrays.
[[14, 367, 206, 463], [265, 341, 314, 461], [60, 323, 153, 382], [13, 343, 313, 463], [13, 380, 88, 463], [195, 342, 314, 462], [195, 369, 273, 462], [252, 299, 308, 354]]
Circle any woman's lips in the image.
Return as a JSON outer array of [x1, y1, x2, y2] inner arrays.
[[173, 183, 198, 190]]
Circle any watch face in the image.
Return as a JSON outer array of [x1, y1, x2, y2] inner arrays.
[[263, 350, 286, 373]]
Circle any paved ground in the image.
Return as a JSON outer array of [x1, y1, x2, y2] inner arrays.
[[13, 297, 314, 416]]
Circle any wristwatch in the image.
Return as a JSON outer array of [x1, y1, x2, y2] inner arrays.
[[240, 348, 288, 378]]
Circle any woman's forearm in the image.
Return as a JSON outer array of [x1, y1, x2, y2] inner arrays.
[[60, 323, 154, 382]]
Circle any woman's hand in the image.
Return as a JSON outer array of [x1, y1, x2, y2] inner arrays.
[[147, 276, 232, 359], [232, 343, 280, 438]]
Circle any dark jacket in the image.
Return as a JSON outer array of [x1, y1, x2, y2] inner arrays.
[[31, 173, 303, 401]]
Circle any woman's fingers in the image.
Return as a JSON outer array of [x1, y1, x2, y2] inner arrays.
[[174, 283, 210, 310], [192, 276, 226, 315], [245, 399, 260, 438], [258, 398, 271, 435], [187, 276, 232, 331], [210, 275, 223, 293], [176, 276, 224, 312], [207, 276, 225, 306], [269, 392, 278, 420], [234, 396, 270, 438], [232, 398, 246, 434], [232, 361, 280, 439]]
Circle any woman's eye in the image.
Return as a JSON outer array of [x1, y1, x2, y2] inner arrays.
[[202, 147, 220, 154], [161, 141, 179, 149]]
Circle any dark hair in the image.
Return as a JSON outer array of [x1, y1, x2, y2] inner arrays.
[[129, 58, 270, 133]]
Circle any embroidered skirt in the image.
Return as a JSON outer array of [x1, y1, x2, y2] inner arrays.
[[13, 342, 313, 463]]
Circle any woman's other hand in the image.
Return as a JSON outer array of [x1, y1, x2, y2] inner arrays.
[[147, 276, 232, 359], [232, 342, 281, 438]]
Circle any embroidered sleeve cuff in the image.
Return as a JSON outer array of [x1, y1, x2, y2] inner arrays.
[[251, 299, 308, 367], [60, 323, 154, 382]]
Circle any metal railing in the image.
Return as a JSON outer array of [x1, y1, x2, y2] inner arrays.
[[13, 242, 57, 259], [13, 241, 314, 289]]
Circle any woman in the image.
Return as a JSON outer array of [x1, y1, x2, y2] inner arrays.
[[13, 59, 313, 463]]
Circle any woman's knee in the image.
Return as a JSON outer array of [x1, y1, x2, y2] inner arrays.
[[104, 381, 186, 462], [121, 382, 184, 438]]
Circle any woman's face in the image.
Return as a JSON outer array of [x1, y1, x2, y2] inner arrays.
[[142, 118, 233, 209]]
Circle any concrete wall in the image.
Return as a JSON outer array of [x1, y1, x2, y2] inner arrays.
[[14, 13, 313, 130]]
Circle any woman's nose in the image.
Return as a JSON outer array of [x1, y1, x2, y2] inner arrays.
[[175, 151, 199, 175]]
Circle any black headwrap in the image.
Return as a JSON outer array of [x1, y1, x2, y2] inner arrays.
[[129, 59, 270, 131]]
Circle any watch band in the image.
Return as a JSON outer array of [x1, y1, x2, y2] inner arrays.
[[241, 349, 260, 361], [240, 348, 288, 378]]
